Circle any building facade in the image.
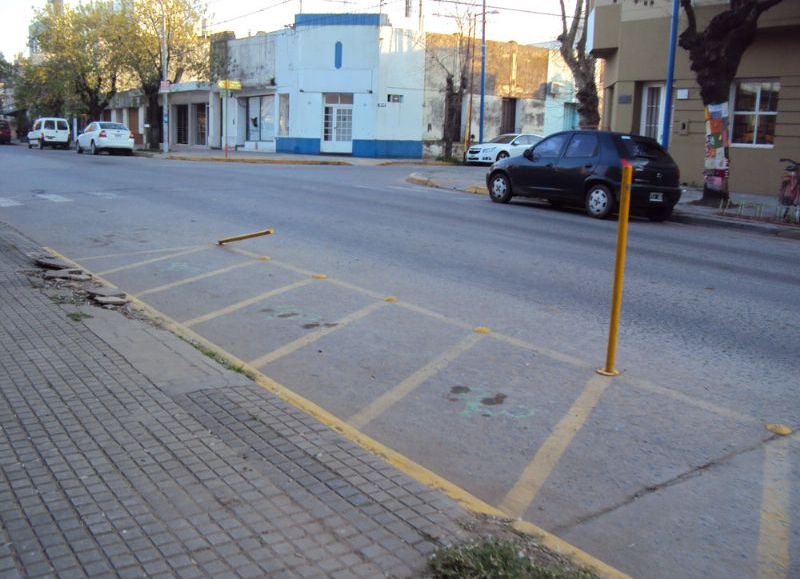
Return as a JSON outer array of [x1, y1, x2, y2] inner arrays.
[[106, 13, 581, 158], [589, 0, 800, 194]]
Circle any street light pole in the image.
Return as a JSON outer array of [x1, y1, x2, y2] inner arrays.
[[479, 0, 486, 144], [161, 7, 169, 153], [661, 0, 679, 150]]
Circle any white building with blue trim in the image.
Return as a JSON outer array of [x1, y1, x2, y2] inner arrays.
[[106, 13, 580, 158]]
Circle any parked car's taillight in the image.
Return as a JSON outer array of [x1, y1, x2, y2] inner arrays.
[[98, 130, 107, 138]]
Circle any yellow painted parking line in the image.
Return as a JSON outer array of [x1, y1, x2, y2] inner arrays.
[[43, 246, 632, 579], [135, 260, 259, 297], [249, 300, 388, 368], [499, 374, 613, 517], [618, 375, 759, 425], [97, 246, 209, 276], [491, 332, 594, 369], [74, 244, 205, 261], [230, 248, 764, 429], [348, 333, 484, 430], [182, 279, 313, 327], [757, 436, 793, 579]]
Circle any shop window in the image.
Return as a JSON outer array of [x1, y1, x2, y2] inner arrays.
[[732, 80, 779, 146], [279, 94, 289, 136], [247, 95, 275, 141]]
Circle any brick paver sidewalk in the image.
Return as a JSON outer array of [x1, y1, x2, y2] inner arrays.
[[0, 225, 471, 578]]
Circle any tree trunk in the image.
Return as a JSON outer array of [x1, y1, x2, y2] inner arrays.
[[145, 89, 161, 150], [576, 75, 600, 129], [699, 102, 730, 205], [443, 75, 464, 160]]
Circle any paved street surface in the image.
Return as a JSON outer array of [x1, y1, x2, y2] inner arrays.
[[1, 145, 798, 578]]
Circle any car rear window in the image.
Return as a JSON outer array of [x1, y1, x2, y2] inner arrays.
[[57, 120, 68, 130], [44, 120, 55, 130], [488, 134, 516, 144], [100, 122, 128, 130], [615, 135, 672, 162]]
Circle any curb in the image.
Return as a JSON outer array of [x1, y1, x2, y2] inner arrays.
[[409, 173, 800, 238], [670, 211, 800, 238], [407, 173, 487, 195], [165, 155, 352, 166]]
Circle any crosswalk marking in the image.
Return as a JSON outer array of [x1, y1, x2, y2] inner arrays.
[[35, 193, 72, 203], [0, 198, 22, 207], [87, 191, 122, 199]]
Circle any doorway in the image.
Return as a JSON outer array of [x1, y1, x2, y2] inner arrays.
[[176, 104, 189, 145], [640, 83, 665, 142], [501, 98, 517, 134], [321, 93, 353, 154]]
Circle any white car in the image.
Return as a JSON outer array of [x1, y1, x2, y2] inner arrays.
[[27, 117, 71, 149], [76, 121, 134, 155], [465, 133, 543, 164]]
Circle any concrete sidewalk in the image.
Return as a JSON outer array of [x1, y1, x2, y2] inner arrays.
[[0, 223, 619, 578], [406, 167, 800, 239]]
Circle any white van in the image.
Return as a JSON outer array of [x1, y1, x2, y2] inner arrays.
[[27, 117, 71, 149]]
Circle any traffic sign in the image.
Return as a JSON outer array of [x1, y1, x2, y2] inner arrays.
[[217, 79, 242, 91]]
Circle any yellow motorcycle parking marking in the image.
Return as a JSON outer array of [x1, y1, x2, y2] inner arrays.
[[499, 374, 613, 517], [97, 246, 208, 276], [348, 332, 485, 430], [248, 300, 389, 368], [182, 279, 314, 328], [757, 434, 796, 579], [45, 245, 632, 579]]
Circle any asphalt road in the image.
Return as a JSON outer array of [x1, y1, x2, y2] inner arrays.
[[1, 144, 797, 579]]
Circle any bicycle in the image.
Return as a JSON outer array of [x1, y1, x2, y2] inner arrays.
[[778, 158, 800, 223]]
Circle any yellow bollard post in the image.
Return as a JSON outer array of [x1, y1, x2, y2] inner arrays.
[[217, 228, 273, 245], [597, 163, 633, 377]]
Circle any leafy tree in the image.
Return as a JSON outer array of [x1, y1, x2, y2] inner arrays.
[[115, 0, 209, 146], [0, 53, 11, 111], [0, 53, 11, 83], [30, 1, 124, 118], [679, 0, 783, 203], [558, 0, 599, 129], [13, 57, 70, 118]]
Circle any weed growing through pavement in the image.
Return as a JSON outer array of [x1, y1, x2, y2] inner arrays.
[[182, 338, 250, 376], [428, 539, 598, 579], [66, 312, 93, 322]]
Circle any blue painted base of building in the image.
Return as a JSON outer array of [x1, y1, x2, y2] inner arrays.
[[353, 140, 422, 158], [276, 138, 320, 155], [276, 138, 422, 159]]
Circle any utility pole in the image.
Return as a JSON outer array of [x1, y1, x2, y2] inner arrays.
[[161, 6, 169, 153], [479, 0, 486, 144], [661, 0, 679, 149], [464, 13, 476, 153]]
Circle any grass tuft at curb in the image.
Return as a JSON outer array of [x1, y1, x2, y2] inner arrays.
[[429, 538, 599, 579]]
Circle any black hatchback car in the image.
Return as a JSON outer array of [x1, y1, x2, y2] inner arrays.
[[486, 130, 681, 221]]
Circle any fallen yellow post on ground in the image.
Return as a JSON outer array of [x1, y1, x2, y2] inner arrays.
[[217, 228, 274, 245]]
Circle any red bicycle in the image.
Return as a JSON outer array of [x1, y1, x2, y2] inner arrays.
[[778, 158, 800, 223]]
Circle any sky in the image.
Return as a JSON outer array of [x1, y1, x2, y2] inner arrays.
[[0, 0, 568, 62]]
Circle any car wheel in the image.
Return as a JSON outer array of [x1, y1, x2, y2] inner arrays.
[[496, 150, 510, 162], [648, 206, 673, 222], [488, 173, 513, 204], [28, 142, 32, 149], [90, 141, 98, 155], [585, 184, 614, 219]]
